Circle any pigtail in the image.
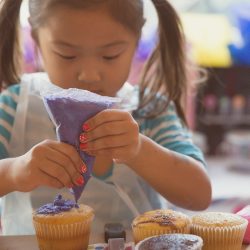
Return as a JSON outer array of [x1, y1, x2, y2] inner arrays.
[[0, 0, 23, 89], [138, 0, 187, 124]]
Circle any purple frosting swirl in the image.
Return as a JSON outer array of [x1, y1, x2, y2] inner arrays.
[[36, 195, 79, 215]]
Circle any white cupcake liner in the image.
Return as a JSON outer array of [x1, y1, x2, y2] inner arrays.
[[191, 221, 248, 250], [133, 225, 190, 243], [33, 218, 92, 239], [33, 216, 94, 250]]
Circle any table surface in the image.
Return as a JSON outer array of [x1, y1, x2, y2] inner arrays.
[[0, 231, 133, 250], [0, 234, 249, 250]]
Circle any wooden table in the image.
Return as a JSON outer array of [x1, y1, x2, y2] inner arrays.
[[0, 234, 249, 250], [0, 231, 133, 250]]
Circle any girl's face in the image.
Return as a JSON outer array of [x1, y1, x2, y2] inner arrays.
[[36, 5, 138, 96]]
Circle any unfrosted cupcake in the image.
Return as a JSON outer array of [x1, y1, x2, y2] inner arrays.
[[191, 212, 248, 250], [135, 233, 203, 250], [132, 209, 191, 244], [33, 194, 94, 250]]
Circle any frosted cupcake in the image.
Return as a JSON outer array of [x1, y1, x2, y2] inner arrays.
[[33, 194, 94, 250], [135, 233, 203, 250], [191, 212, 248, 250], [132, 209, 191, 244]]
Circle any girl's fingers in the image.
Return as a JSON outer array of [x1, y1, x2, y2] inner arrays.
[[45, 140, 83, 173], [83, 109, 132, 131], [40, 160, 84, 188], [40, 162, 74, 188], [39, 170, 65, 189], [80, 133, 134, 151], [35, 141, 84, 187], [80, 120, 130, 143], [45, 146, 83, 183]]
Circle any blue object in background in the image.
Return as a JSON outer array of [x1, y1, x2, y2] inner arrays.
[[228, 3, 250, 65]]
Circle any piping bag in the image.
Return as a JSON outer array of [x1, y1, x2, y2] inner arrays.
[[42, 86, 119, 202]]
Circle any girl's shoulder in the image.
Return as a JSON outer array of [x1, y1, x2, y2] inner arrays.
[[134, 91, 176, 119], [0, 84, 21, 158], [0, 72, 49, 106], [0, 84, 21, 108]]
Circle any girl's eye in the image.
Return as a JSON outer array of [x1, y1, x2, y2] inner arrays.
[[54, 51, 76, 60], [58, 54, 76, 60], [103, 54, 120, 61]]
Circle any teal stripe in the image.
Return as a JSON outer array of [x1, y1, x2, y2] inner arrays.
[[157, 133, 191, 145], [0, 95, 17, 109], [152, 125, 182, 141], [0, 142, 9, 159], [8, 84, 20, 95], [162, 140, 206, 166], [0, 109, 14, 125], [0, 124, 11, 141], [0, 84, 19, 114], [148, 115, 178, 129], [138, 120, 148, 134]]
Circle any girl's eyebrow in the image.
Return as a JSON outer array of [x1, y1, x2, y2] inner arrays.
[[52, 40, 128, 49], [100, 41, 128, 48], [52, 40, 82, 49]]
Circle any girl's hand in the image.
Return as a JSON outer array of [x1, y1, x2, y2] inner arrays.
[[10, 140, 85, 192], [79, 109, 141, 164]]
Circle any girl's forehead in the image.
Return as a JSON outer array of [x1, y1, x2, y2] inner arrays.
[[31, 1, 144, 45], [38, 6, 137, 48], [46, 6, 130, 33]]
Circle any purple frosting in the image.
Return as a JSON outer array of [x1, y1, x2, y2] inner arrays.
[[36, 194, 79, 214], [43, 88, 119, 202], [138, 234, 202, 250]]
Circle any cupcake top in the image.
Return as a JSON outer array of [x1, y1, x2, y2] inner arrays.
[[192, 212, 248, 228], [135, 234, 203, 250], [35, 194, 79, 215], [132, 209, 191, 229], [33, 195, 94, 224]]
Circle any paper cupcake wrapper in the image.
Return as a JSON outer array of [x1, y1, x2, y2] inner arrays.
[[33, 217, 93, 250], [191, 221, 248, 250], [132, 225, 190, 244]]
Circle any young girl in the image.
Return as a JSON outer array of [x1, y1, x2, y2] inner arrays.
[[0, 0, 211, 235]]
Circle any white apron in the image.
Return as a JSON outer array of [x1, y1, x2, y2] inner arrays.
[[1, 73, 163, 235]]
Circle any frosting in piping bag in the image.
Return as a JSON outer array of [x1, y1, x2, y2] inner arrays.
[[42, 87, 119, 201]]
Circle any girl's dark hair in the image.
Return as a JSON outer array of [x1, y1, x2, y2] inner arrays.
[[0, 0, 187, 122], [139, 0, 187, 123], [0, 0, 23, 88]]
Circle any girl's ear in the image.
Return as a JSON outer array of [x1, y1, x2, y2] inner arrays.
[[28, 17, 39, 45]]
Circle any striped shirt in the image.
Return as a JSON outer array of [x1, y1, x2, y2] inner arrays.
[[0, 84, 205, 166]]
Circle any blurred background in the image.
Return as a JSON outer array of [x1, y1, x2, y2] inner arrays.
[[8, 0, 250, 218]]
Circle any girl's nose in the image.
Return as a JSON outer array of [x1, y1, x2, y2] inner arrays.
[[77, 69, 101, 84]]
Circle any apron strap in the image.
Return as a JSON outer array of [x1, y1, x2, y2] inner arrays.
[[8, 80, 29, 157]]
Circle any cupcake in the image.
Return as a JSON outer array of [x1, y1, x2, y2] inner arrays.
[[132, 209, 191, 243], [135, 233, 203, 250], [33, 194, 94, 250], [191, 212, 248, 250]]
